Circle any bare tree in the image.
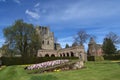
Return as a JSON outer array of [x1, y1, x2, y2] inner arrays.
[[74, 30, 90, 46], [106, 32, 120, 44]]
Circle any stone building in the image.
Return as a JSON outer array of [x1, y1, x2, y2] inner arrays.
[[36, 26, 54, 50], [36, 26, 87, 61], [87, 38, 103, 56]]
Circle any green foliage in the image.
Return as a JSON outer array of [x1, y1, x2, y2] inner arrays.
[[106, 32, 120, 44], [103, 54, 120, 60], [117, 50, 120, 54], [1, 57, 78, 66], [95, 56, 104, 61], [3, 19, 41, 57], [0, 44, 17, 57], [65, 44, 69, 48], [1, 61, 120, 80], [87, 56, 95, 61], [87, 56, 104, 61], [102, 38, 116, 54]]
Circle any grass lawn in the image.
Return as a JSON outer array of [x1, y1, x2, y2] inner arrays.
[[0, 61, 120, 80]]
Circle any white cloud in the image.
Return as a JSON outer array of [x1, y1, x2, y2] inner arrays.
[[34, 3, 40, 7], [13, 0, 20, 4], [42, 0, 120, 24], [25, 9, 40, 19]]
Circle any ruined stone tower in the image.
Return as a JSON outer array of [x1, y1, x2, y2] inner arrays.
[[88, 37, 103, 56], [36, 26, 54, 50], [36, 26, 86, 61], [88, 37, 96, 56]]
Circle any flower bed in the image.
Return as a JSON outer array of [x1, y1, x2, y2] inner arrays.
[[26, 59, 69, 70]]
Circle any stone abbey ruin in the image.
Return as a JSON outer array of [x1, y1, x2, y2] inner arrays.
[[35, 26, 103, 61], [0, 26, 103, 62]]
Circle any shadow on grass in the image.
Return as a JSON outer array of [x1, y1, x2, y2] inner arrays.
[[30, 75, 58, 80], [117, 62, 120, 65]]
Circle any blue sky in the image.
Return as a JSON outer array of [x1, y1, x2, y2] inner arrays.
[[0, 0, 120, 50]]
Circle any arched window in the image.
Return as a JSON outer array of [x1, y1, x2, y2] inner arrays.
[[47, 41, 49, 45], [51, 54, 55, 57], [60, 54, 62, 57], [71, 52, 74, 57], [42, 40, 44, 44], [67, 53, 69, 57], [45, 54, 49, 57], [79, 53, 83, 61], [63, 53, 65, 57]]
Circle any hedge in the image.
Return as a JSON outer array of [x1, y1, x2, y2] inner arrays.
[[87, 54, 120, 61], [103, 54, 120, 60], [87, 56, 95, 61], [94, 56, 104, 61], [1, 57, 78, 66]]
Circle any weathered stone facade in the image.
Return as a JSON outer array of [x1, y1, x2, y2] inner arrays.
[[36, 26, 54, 50], [36, 26, 87, 61], [88, 38, 103, 56]]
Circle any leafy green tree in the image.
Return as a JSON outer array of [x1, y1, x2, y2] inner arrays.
[[117, 50, 120, 54], [102, 38, 116, 54], [3, 20, 41, 57], [0, 44, 11, 57]]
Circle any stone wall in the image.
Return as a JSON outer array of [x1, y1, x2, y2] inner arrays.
[[88, 38, 103, 56], [36, 26, 54, 50], [37, 45, 87, 61], [36, 26, 87, 61]]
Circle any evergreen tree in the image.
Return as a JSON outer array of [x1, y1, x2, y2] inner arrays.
[[65, 44, 69, 48], [102, 38, 116, 54]]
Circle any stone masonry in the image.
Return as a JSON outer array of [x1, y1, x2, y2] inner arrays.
[[36, 26, 54, 50], [88, 37, 103, 56], [36, 26, 87, 61]]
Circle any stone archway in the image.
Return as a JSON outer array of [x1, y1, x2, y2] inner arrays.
[[45, 54, 49, 57], [67, 52, 69, 57], [38, 54, 42, 57], [63, 53, 65, 57], [71, 52, 74, 57], [60, 54, 62, 57], [51, 54, 55, 57]]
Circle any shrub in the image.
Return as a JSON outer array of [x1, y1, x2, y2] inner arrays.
[[87, 56, 95, 61], [95, 56, 104, 61], [87, 56, 104, 61], [1, 57, 78, 66], [103, 54, 120, 60]]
